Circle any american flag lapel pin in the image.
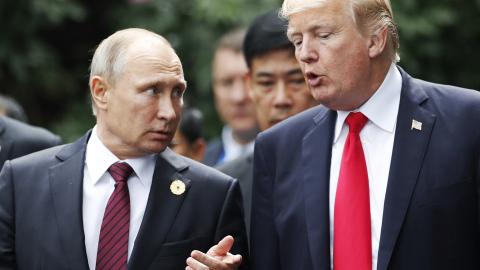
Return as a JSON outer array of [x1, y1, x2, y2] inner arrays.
[[411, 119, 422, 131]]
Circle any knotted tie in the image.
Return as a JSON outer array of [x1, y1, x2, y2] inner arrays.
[[334, 112, 372, 270], [96, 162, 133, 270]]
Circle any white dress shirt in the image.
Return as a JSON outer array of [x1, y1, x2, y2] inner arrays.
[[329, 64, 402, 270], [221, 125, 255, 164], [83, 127, 156, 270]]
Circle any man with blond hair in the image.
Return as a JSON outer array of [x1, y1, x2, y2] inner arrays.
[[0, 28, 248, 270], [250, 0, 480, 270]]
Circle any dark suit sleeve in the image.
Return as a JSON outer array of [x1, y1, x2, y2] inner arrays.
[[250, 140, 279, 270], [0, 161, 16, 269], [214, 179, 250, 270]]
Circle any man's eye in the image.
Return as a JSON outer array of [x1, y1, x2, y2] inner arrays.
[[172, 87, 184, 98], [258, 81, 275, 88], [145, 87, 159, 95], [317, 32, 332, 39], [290, 78, 306, 85], [293, 39, 302, 48], [219, 78, 234, 87]]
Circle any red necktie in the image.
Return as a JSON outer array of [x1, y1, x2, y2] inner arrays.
[[334, 112, 372, 270], [96, 162, 133, 270]]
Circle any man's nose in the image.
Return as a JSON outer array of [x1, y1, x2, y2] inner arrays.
[[297, 38, 318, 64], [230, 78, 248, 103], [157, 97, 177, 121], [272, 81, 292, 108]]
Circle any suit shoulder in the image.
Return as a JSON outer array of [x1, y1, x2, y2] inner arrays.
[[1, 116, 61, 145], [9, 144, 65, 168], [257, 105, 327, 144], [177, 154, 235, 185], [216, 153, 252, 178]]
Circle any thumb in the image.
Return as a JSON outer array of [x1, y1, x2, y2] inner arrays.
[[209, 235, 235, 256]]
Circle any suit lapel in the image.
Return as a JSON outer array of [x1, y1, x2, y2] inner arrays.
[[128, 148, 191, 270], [49, 133, 90, 270], [377, 70, 435, 270], [302, 107, 336, 270]]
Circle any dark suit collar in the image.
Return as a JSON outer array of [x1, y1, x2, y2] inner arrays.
[[128, 148, 192, 270], [302, 106, 336, 270], [377, 67, 435, 270], [52, 132, 193, 270], [49, 131, 91, 270]]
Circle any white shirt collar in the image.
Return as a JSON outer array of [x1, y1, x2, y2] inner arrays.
[[85, 126, 156, 187], [221, 125, 255, 162], [334, 64, 402, 143]]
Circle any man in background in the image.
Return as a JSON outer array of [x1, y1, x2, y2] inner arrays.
[[0, 115, 62, 169], [204, 28, 259, 166], [218, 9, 318, 243], [0, 94, 28, 122], [170, 107, 206, 162], [251, 0, 480, 269], [0, 28, 248, 270], [0, 94, 61, 169]]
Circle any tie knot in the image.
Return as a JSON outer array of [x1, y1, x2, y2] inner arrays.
[[346, 112, 368, 133], [108, 162, 133, 183]]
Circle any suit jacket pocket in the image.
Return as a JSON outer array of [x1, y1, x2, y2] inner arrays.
[[148, 236, 211, 270]]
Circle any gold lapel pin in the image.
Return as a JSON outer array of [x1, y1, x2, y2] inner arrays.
[[170, 179, 186, 195], [411, 119, 422, 131]]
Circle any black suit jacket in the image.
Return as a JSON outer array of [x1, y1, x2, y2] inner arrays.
[[250, 68, 480, 270], [0, 116, 61, 169], [217, 152, 254, 243], [204, 137, 224, 166], [0, 132, 248, 270]]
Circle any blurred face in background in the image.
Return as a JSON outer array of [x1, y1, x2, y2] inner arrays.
[[212, 48, 258, 142], [246, 49, 318, 131], [170, 130, 206, 162]]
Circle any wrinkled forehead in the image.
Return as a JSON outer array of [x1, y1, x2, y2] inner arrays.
[[125, 40, 184, 77]]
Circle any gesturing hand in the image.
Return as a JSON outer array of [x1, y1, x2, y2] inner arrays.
[[185, 235, 242, 270]]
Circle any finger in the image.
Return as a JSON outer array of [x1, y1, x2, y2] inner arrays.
[[186, 255, 209, 270], [191, 250, 242, 269], [191, 250, 223, 268], [208, 235, 234, 256]]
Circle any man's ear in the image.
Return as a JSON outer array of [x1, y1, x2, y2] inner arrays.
[[368, 26, 388, 58], [90, 76, 110, 111]]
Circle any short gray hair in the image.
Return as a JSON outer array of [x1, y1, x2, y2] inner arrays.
[[88, 28, 170, 114], [280, 0, 400, 62]]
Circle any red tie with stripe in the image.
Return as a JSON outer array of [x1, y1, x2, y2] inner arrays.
[[334, 112, 372, 270], [96, 162, 133, 270]]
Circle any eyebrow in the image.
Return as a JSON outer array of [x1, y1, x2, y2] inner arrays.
[[254, 68, 303, 78], [287, 24, 335, 39]]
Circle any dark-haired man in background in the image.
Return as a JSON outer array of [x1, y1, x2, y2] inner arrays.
[[170, 107, 207, 162], [218, 9, 318, 243]]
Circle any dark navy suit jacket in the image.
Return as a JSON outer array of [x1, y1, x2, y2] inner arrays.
[[0, 132, 248, 270], [251, 68, 480, 270], [0, 116, 61, 169]]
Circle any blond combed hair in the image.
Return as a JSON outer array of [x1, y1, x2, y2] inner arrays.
[[280, 0, 400, 62]]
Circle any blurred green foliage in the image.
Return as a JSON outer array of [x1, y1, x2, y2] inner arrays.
[[0, 0, 479, 142]]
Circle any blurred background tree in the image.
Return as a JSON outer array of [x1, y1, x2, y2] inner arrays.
[[1, 0, 479, 142]]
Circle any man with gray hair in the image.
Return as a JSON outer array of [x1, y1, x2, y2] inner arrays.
[[250, 0, 480, 270], [0, 28, 248, 270]]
